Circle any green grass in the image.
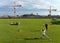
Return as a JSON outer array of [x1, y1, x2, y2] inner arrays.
[[0, 19, 60, 43]]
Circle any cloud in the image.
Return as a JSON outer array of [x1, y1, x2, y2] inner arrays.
[[22, 0, 51, 9], [0, 0, 10, 7], [16, 1, 24, 6], [33, 4, 41, 9], [20, 0, 52, 9], [0, 0, 60, 10], [0, 0, 24, 8]]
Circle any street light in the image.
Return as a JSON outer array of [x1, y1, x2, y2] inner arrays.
[[13, 1, 22, 17], [48, 6, 57, 16]]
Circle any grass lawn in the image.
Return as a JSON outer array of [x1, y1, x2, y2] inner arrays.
[[0, 19, 60, 43]]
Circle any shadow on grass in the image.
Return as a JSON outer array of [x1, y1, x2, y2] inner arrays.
[[24, 38, 40, 40], [51, 21, 60, 25]]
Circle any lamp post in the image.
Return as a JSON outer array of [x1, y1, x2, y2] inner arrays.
[[48, 6, 57, 16], [13, 1, 22, 17], [49, 6, 51, 16]]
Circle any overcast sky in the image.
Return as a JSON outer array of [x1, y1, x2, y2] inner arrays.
[[0, 0, 60, 16], [0, 0, 60, 10]]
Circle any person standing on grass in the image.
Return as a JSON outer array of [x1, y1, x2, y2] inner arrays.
[[45, 24, 48, 31], [40, 29, 51, 40]]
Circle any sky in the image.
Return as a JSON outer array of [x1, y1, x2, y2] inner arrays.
[[0, 0, 60, 16]]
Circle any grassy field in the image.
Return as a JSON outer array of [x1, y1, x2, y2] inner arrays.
[[0, 19, 60, 43]]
